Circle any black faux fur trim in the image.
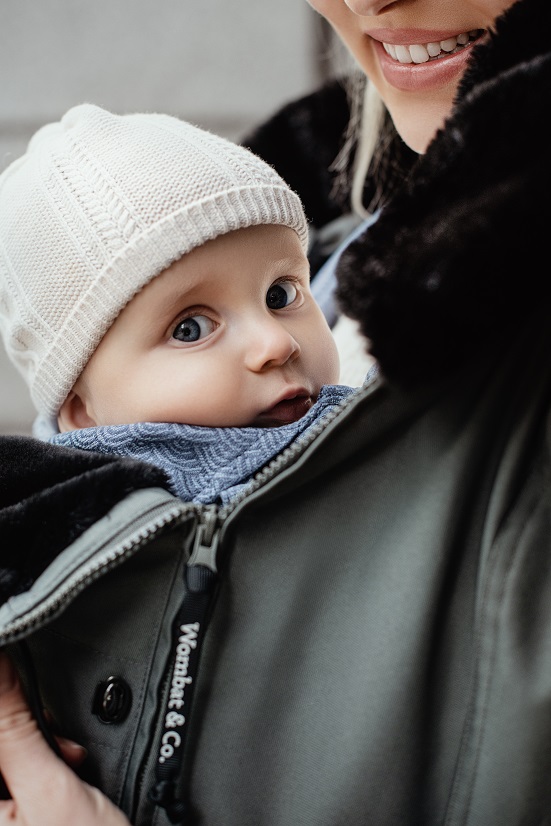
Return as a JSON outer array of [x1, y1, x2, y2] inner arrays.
[[0, 436, 170, 604], [242, 79, 352, 228], [336, 0, 551, 385]]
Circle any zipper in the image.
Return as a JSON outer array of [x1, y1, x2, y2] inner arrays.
[[146, 381, 375, 823], [147, 504, 219, 823]]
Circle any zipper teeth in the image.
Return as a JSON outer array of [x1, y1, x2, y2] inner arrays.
[[134, 665, 173, 815], [0, 503, 195, 643], [219, 381, 372, 519]]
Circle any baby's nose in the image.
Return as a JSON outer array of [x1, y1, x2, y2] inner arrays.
[[244, 318, 300, 372]]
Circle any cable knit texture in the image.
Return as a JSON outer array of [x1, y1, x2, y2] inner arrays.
[[0, 104, 308, 418]]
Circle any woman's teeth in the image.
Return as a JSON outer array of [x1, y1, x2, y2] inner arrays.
[[382, 30, 483, 64]]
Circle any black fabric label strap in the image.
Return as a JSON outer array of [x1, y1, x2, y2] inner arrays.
[[148, 563, 216, 824]]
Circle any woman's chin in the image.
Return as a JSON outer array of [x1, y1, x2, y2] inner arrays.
[[387, 99, 454, 154]]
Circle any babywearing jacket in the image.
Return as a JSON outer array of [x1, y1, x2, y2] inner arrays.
[[1, 0, 551, 823]]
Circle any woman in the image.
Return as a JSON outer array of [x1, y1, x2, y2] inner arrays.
[[244, 0, 520, 385], [1, 0, 550, 823]]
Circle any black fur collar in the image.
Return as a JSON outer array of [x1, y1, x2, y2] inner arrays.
[[0, 437, 169, 603], [337, 0, 551, 384]]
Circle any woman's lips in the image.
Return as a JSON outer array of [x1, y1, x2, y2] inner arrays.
[[372, 30, 484, 92], [257, 395, 314, 426]]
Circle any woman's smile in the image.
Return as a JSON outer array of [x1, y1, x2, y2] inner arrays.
[[378, 28, 484, 63], [371, 27, 487, 90], [306, 0, 515, 151]]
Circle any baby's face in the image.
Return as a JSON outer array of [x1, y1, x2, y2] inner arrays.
[[58, 225, 340, 430]]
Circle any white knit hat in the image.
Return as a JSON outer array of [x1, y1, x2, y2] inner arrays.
[[0, 103, 308, 418]]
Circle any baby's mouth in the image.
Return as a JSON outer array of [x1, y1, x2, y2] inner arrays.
[[257, 394, 314, 427]]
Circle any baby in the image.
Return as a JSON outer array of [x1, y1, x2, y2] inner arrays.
[[0, 104, 357, 504]]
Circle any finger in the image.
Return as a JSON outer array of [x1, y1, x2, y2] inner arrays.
[[0, 653, 131, 826], [56, 735, 87, 767], [41, 708, 86, 765], [0, 652, 65, 801]]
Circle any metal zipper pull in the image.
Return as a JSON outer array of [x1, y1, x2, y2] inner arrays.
[[188, 503, 219, 573]]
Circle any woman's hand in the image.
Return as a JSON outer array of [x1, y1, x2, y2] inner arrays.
[[0, 651, 131, 825]]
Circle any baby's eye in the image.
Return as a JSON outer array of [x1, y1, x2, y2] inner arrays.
[[266, 281, 298, 310], [172, 314, 216, 343]]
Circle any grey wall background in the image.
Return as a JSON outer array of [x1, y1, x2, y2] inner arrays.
[[0, 0, 334, 435]]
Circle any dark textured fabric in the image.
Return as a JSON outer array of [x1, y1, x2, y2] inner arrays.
[[242, 79, 416, 277], [242, 79, 352, 230]]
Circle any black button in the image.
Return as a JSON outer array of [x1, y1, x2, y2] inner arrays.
[[93, 677, 132, 724]]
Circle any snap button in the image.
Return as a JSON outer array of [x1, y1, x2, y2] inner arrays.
[[93, 677, 132, 724]]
